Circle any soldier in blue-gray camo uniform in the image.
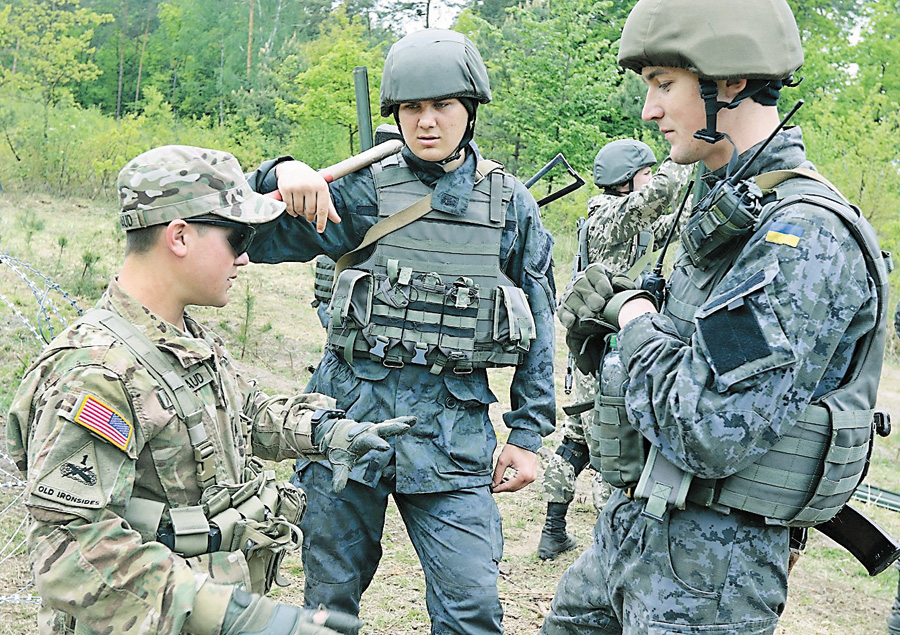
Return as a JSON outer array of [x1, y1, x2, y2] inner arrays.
[[544, 0, 891, 633], [244, 28, 556, 635]]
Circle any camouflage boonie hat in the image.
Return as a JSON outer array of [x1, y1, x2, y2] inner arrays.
[[116, 145, 285, 231]]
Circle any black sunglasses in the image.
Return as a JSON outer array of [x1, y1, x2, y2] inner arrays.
[[184, 217, 257, 256]]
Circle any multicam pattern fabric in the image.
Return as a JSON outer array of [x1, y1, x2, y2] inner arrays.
[[584, 158, 694, 273], [117, 145, 285, 231], [544, 128, 879, 633], [7, 280, 333, 634]]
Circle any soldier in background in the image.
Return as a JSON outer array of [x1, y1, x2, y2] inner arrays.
[[538, 139, 693, 560], [545, 0, 889, 631], [6, 145, 412, 635]]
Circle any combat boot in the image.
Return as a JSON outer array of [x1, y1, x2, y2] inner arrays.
[[537, 502, 577, 560]]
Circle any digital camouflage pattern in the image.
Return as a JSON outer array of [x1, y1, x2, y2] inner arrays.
[[6, 280, 335, 634], [117, 145, 285, 231], [245, 140, 556, 634], [542, 368, 611, 510], [584, 158, 694, 272], [544, 127, 879, 633]]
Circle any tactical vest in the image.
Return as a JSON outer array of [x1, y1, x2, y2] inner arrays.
[[594, 171, 892, 527], [325, 153, 536, 374], [78, 309, 304, 594]]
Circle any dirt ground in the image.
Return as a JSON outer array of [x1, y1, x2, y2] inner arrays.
[[0, 194, 899, 634]]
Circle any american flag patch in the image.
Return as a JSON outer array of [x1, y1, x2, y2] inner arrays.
[[74, 395, 133, 451]]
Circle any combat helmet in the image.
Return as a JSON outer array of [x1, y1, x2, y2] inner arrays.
[[380, 29, 491, 163], [117, 145, 284, 232], [618, 0, 803, 143], [593, 139, 657, 191]]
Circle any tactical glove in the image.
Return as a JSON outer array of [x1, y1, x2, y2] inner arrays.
[[221, 588, 362, 635], [558, 263, 637, 330], [313, 414, 416, 492]]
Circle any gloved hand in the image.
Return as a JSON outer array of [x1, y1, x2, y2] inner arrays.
[[314, 415, 416, 492], [221, 588, 362, 635], [558, 263, 637, 331]]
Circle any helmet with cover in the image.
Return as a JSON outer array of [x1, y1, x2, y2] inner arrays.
[[593, 139, 657, 189], [380, 29, 491, 117], [117, 145, 284, 232], [380, 29, 491, 164], [617, 0, 803, 143]]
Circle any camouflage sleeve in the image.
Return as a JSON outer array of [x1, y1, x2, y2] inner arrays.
[[246, 384, 337, 461], [9, 363, 204, 635], [617, 203, 874, 480], [586, 159, 695, 271], [501, 181, 557, 450]]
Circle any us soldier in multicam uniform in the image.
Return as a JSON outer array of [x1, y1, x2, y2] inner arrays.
[[538, 139, 693, 560], [544, 0, 890, 632], [6, 145, 414, 635], [244, 28, 556, 635]]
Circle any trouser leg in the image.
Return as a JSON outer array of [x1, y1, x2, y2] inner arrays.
[[539, 439, 591, 560], [296, 462, 389, 622], [397, 486, 504, 635]]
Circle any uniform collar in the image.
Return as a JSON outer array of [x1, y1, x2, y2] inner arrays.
[[101, 278, 217, 368], [401, 142, 481, 217]]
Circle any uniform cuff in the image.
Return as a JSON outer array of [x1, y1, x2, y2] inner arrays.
[[506, 429, 542, 453], [618, 312, 678, 368]]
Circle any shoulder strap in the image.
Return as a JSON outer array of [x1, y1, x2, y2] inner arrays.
[[79, 309, 219, 488], [334, 159, 507, 278], [756, 169, 892, 411]]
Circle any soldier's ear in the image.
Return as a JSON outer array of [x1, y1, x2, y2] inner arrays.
[[720, 78, 748, 103], [164, 220, 190, 258]]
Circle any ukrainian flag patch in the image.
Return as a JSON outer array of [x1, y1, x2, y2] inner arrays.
[[765, 222, 804, 247]]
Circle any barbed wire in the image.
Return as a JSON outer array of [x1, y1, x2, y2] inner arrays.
[[0, 253, 82, 343]]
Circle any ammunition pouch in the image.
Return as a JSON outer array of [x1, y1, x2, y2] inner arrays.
[[131, 465, 305, 594], [327, 268, 534, 373]]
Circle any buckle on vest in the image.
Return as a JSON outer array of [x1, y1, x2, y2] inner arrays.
[[404, 341, 429, 366], [370, 335, 389, 359], [449, 352, 473, 375]]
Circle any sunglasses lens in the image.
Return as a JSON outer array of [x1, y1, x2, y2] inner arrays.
[[228, 226, 256, 255]]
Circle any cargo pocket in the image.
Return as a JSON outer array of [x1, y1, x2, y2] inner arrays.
[[695, 260, 795, 391], [437, 376, 497, 476]]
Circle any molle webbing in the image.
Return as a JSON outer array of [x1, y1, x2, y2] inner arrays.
[[326, 156, 535, 373], [80, 309, 219, 490], [313, 256, 336, 306]]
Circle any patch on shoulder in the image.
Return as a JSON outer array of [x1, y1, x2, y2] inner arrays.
[[73, 394, 133, 451], [765, 222, 804, 248], [33, 441, 105, 509]]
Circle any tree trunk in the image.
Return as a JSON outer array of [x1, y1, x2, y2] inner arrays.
[[116, 0, 129, 120], [247, 0, 256, 78], [134, 0, 154, 105]]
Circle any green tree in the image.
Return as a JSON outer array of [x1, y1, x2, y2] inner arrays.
[[282, 12, 387, 156], [0, 0, 112, 111]]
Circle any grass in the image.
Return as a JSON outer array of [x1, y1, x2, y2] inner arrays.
[[0, 192, 899, 633]]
